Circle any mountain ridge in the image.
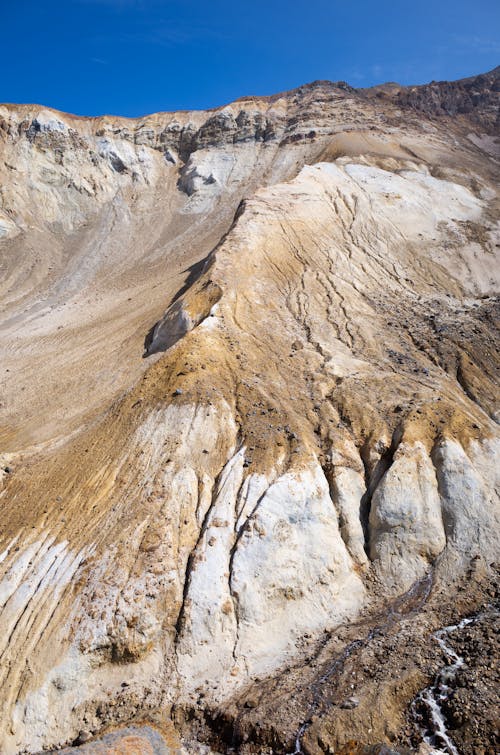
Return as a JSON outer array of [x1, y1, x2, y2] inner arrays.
[[2, 65, 499, 122]]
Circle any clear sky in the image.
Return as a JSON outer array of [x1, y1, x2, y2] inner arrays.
[[3, 0, 499, 117]]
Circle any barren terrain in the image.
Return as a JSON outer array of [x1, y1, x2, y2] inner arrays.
[[0, 68, 498, 754]]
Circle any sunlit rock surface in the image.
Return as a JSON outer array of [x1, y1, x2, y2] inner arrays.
[[0, 68, 498, 754]]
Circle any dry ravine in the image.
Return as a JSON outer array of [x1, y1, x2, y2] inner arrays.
[[0, 68, 499, 754]]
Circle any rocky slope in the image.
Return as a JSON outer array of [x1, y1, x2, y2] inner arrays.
[[0, 69, 498, 754]]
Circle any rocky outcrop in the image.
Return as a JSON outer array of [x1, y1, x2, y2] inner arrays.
[[0, 70, 498, 753], [386, 66, 500, 130]]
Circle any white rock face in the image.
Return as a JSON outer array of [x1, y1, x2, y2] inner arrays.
[[369, 442, 447, 592], [229, 464, 365, 679], [30, 110, 69, 132], [177, 459, 366, 699], [176, 449, 245, 696], [433, 438, 500, 565], [0, 536, 93, 753], [331, 466, 369, 568]]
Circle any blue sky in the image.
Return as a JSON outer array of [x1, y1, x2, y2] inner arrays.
[[3, 0, 499, 116]]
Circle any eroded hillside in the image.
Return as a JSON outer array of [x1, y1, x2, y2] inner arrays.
[[0, 70, 499, 754]]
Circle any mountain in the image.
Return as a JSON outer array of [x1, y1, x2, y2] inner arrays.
[[0, 68, 498, 754]]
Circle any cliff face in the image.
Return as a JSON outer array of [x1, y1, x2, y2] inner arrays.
[[378, 65, 500, 129], [0, 71, 498, 754]]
